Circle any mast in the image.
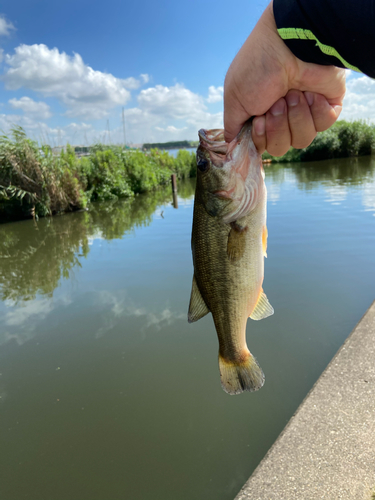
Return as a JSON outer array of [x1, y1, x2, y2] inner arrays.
[[122, 107, 127, 146]]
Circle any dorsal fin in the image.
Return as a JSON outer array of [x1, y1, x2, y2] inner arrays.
[[188, 275, 210, 323], [250, 289, 274, 321]]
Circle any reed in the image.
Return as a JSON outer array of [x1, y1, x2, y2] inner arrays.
[[0, 127, 197, 221]]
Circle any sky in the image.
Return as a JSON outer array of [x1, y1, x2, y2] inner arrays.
[[0, 0, 373, 146]]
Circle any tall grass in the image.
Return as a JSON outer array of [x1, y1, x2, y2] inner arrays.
[[0, 127, 196, 221]]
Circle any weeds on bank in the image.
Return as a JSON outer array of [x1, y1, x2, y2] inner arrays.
[[0, 127, 197, 221]]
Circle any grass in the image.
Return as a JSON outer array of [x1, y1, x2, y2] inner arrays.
[[0, 126, 197, 221]]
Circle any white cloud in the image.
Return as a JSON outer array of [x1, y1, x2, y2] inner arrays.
[[119, 83, 223, 143], [2, 44, 139, 119], [137, 83, 205, 119], [122, 76, 143, 90], [0, 48, 3, 63], [155, 125, 187, 133], [0, 112, 42, 131], [207, 85, 223, 103], [341, 74, 375, 122], [9, 96, 52, 119], [0, 112, 107, 146], [0, 42, 223, 143], [0, 16, 15, 37]]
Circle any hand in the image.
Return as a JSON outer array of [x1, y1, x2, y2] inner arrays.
[[224, 1, 346, 156]]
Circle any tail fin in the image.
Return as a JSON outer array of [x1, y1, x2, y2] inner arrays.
[[219, 353, 265, 395]]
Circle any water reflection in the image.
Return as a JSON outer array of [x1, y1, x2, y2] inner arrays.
[[0, 158, 374, 305], [95, 290, 186, 339], [288, 155, 375, 189], [1, 295, 71, 346], [323, 185, 348, 205], [0, 180, 196, 303], [0, 216, 90, 302], [363, 183, 375, 214]]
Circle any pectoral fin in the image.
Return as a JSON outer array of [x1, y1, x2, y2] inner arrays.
[[188, 275, 209, 323], [250, 289, 274, 320], [227, 222, 248, 262]]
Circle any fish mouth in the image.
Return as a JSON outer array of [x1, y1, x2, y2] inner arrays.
[[198, 120, 253, 165], [198, 129, 228, 165]]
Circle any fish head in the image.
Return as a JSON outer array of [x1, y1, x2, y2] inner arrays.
[[196, 121, 264, 223]]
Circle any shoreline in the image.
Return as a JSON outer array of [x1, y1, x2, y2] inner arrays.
[[235, 300, 375, 500]]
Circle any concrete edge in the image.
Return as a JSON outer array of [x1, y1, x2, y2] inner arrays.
[[235, 299, 375, 500]]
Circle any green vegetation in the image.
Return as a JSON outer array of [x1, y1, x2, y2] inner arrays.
[[263, 120, 375, 163], [0, 127, 197, 222], [2, 120, 374, 222], [142, 140, 198, 150]]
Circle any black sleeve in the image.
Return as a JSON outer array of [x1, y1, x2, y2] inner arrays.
[[273, 0, 375, 78]]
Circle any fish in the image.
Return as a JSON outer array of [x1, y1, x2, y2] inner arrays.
[[188, 121, 273, 395]]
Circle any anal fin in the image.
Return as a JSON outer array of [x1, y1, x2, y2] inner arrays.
[[188, 275, 209, 323], [250, 289, 274, 320]]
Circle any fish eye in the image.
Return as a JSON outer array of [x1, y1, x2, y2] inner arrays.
[[197, 158, 209, 173]]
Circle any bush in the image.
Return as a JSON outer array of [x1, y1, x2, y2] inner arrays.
[[175, 149, 197, 178], [264, 120, 375, 163], [85, 148, 133, 201]]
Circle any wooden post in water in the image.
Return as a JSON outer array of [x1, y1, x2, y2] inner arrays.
[[171, 174, 178, 209]]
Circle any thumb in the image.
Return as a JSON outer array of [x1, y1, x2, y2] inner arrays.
[[223, 73, 254, 143]]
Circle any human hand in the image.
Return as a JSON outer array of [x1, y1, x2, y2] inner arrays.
[[224, 1, 346, 156]]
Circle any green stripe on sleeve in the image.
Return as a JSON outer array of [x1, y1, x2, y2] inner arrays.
[[278, 27, 361, 73]]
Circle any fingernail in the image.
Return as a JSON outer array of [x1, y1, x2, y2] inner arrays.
[[286, 92, 299, 107], [270, 100, 285, 117], [254, 116, 265, 136], [305, 92, 314, 106]]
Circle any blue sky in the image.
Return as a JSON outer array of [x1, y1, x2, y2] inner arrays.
[[0, 0, 372, 146]]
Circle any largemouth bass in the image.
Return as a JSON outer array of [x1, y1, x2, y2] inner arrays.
[[188, 121, 273, 395]]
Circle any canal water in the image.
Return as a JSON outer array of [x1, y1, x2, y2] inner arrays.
[[1, 157, 375, 500]]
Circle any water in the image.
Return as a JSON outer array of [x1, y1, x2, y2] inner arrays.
[[0, 157, 375, 500], [166, 147, 195, 157]]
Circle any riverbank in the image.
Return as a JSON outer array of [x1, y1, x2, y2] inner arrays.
[[2, 120, 374, 222], [0, 127, 196, 221], [263, 120, 375, 163], [235, 300, 375, 500]]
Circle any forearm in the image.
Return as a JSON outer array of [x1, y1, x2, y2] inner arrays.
[[273, 0, 375, 78]]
